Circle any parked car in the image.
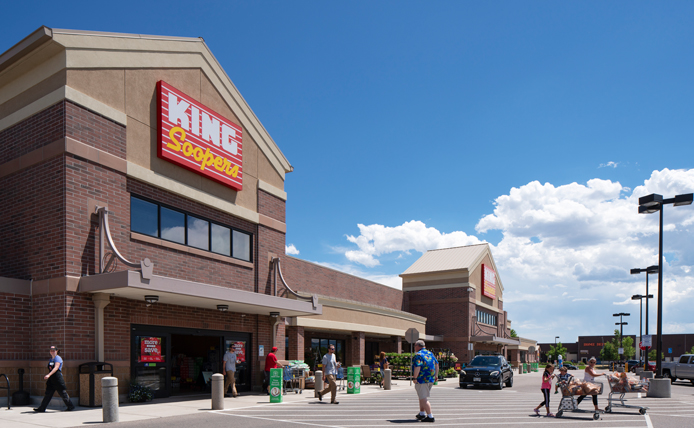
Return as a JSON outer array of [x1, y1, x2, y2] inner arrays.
[[459, 355, 513, 389], [563, 363, 578, 370], [661, 354, 694, 383]]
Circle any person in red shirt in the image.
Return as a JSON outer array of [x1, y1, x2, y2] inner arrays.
[[263, 346, 283, 395]]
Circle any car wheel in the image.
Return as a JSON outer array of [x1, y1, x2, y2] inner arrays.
[[662, 371, 673, 383], [556, 410, 563, 418], [505, 374, 513, 388], [497, 377, 504, 390], [459, 383, 468, 389]]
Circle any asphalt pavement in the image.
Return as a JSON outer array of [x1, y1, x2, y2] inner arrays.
[[0, 369, 692, 427]]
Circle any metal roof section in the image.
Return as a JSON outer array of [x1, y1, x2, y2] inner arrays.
[[0, 26, 293, 178], [400, 243, 488, 276]]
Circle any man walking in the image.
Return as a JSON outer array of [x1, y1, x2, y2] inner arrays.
[[222, 345, 238, 398], [317, 344, 341, 404], [412, 340, 438, 422]]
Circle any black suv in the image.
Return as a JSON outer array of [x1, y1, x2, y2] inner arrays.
[[459, 355, 513, 389]]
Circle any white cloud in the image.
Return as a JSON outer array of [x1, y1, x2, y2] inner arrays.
[[334, 168, 694, 342], [285, 244, 300, 255], [344, 220, 483, 267], [599, 161, 619, 168]]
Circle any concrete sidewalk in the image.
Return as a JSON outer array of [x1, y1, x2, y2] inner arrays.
[[0, 377, 428, 427]]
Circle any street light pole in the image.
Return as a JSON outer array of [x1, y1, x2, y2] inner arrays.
[[613, 312, 629, 361], [631, 294, 653, 363], [630, 266, 657, 366], [639, 193, 693, 378]]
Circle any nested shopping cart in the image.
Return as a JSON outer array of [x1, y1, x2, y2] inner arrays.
[[604, 375, 648, 415], [555, 378, 603, 420], [282, 366, 305, 394]]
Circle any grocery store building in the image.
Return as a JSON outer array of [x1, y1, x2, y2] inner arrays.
[[0, 27, 532, 403]]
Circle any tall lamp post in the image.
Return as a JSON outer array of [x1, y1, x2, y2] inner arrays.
[[630, 265, 658, 365], [631, 294, 653, 363], [613, 313, 629, 361], [638, 193, 693, 378]]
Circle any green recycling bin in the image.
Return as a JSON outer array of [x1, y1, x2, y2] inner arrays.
[[269, 368, 283, 403], [347, 366, 361, 394]]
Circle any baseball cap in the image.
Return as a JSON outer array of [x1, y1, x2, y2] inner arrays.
[[272, 346, 278, 352]]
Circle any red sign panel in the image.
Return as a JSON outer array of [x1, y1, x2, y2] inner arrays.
[[157, 81, 243, 190], [233, 341, 246, 363], [140, 337, 163, 362], [481, 264, 496, 300]]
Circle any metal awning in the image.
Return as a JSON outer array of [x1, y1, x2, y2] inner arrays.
[[79, 270, 322, 317], [470, 335, 521, 346]]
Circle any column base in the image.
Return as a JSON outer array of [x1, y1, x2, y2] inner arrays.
[[646, 378, 671, 398]]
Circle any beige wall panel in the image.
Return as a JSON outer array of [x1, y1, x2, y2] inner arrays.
[[236, 174, 257, 211], [0, 44, 65, 106], [200, 74, 241, 126], [126, 118, 156, 167], [313, 306, 425, 332], [257, 150, 284, 190], [124, 68, 201, 128], [67, 69, 125, 112], [243, 135, 259, 180], [0, 69, 65, 119]]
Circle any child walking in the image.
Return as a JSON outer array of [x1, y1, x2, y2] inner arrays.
[[534, 364, 555, 417]]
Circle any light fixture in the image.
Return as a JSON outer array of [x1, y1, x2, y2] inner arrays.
[[217, 305, 228, 312], [270, 312, 280, 318], [144, 295, 159, 306]]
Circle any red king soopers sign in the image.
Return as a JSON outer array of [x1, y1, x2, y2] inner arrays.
[[481, 264, 496, 300], [157, 81, 243, 190]]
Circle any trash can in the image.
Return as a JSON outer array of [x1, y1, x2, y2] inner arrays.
[[79, 362, 114, 407]]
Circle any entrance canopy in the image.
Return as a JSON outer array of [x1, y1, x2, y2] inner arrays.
[[80, 270, 322, 317], [470, 335, 520, 346]]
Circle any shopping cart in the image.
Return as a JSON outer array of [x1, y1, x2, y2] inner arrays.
[[282, 366, 305, 394], [604, 374, 648, 415], [555, 377, 603, 420]]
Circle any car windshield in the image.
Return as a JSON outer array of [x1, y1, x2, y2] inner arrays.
[[470, 356, 500, 366]]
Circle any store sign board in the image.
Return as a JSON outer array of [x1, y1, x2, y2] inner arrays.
[[481, 264, 496, 300], [642, 335, 652, 347], [269, 368, 283, 403], [140, 337, 163, 362], [347, 366, 361, 394], [157, 81, 243, 190], [233, 341, 246, 363]]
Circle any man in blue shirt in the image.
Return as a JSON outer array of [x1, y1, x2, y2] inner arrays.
[[412, 340, 438, 422]]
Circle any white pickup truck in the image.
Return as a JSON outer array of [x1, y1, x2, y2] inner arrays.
[[661, 354, 694, 383]]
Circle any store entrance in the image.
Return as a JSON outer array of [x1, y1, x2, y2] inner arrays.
[[131, 325, 251, 398]]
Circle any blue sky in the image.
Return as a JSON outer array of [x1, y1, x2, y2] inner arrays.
[[3, 1, 694, 345]]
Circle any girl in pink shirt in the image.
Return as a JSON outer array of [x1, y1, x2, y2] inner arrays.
[[534, 364, 555, 417]]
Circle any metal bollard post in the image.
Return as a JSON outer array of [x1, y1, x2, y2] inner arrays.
[[384, 368, 391, 390], [315, 370, 323, 398], [211, 373, 224, 410], [101, 377, 119, 423]]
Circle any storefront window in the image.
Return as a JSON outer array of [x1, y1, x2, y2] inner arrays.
[[476, 309, 497, 326], [232, 230, 251, 261], [187, 215, 209, 250], [306, 337, 345, 370], [211, 224, 231, 256], [130, 195, 253, 262], [131, 198, 158, 237], [161, 207, 185, 244]]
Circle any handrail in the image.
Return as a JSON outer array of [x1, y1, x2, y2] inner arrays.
[[272, 257, 317, 309], [0, 373, 9, 409]]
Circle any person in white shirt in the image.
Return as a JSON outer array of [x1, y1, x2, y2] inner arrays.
[[223, 346, 238, 398], [317, 345, 341, 404]]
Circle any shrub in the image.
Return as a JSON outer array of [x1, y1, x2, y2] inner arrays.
[[128, 383, 154, 403]]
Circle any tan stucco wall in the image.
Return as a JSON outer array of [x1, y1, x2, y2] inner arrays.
[[306, 306, 425, 332], [469, 254, 503, 308]]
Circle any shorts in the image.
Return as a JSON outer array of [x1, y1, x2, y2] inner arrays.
[[415, 382, 433, 399]]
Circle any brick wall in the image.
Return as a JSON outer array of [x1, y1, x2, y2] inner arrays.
[[0, 102, 64, 164], [65, 101, 127, 158], [0, 293, 32, 360], [258, 189, 285, 222], [280, 256, 405, 311]]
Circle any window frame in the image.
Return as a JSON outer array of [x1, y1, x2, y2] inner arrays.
[[130, 195, 254, 262]]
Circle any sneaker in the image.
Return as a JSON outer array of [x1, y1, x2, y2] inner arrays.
[[421, 416, 435, 422], [331, 401, 339, 405], [33, 408, 45, 413], [65, 407, 75, 412], [416, 414, 426, 420], [554, 390, 559, 394], [317, 392, 323, 402]]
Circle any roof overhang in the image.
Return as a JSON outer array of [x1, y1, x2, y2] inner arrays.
[[471, 335, 520, 346], [79, 270, 321, 317]]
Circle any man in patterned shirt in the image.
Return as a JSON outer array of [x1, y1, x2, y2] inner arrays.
[[412, 340, 439, 422]]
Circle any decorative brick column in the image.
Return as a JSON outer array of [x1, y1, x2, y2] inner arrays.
[[286, 326, 304, 361], [350, 332, 365, 366], [393, 336, 402, 354]]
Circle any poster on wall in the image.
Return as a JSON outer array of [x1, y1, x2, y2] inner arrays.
[[140, 337, 163, 362], [481, 264, 496, 300], [233, 341, 246, 363], [157, 81, 244, 191]]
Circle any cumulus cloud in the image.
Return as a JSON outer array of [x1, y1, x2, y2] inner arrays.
[[344, 220, 483, 267], [285, 244, 300, 255], [336, 168, 694, 341]]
